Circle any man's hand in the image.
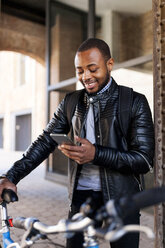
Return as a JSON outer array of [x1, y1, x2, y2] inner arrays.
[[0, 178, 17, 202], [58, 136, 96, 164]]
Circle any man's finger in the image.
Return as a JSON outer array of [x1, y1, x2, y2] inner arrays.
[[75, 136, 90, 145]]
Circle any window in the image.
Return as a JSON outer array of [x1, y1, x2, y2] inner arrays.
[[19, 55, 31, 85], [0, 118, 4, 148]]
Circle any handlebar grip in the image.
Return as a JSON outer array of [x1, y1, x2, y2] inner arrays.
[[116, 186, 165, 218], [13, 217, 39, 231], [12, 217, 26, 229], [133, 185, 165, 210], [1, 189, 18, 203]]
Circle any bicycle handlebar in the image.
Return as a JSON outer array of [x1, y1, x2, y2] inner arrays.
[[103, 224, 154, 241], [3, 186, 165, 246], [12, 214, 154, 242], [12, 217, 28, 230], [12, 215, 93, 233]]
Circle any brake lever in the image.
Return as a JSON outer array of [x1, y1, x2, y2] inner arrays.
[[104, 224, 155, 242]]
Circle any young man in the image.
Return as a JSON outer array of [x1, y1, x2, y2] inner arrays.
[[0, 38, 155, 248]]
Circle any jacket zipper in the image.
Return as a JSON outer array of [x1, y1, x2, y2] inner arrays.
[[104, 168, 111, 199], [97, 101, 111, 200], [131, 150, 153, 173], [133, 175, 143, 191]]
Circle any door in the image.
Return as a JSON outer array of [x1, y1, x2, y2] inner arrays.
[[15, 114, 31, 151]]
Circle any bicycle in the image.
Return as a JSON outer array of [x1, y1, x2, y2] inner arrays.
[[1, 186, 165, 248]]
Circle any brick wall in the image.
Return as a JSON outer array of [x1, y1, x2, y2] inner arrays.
[[113, 10, 153, 62], [0, 13, 45, 65]]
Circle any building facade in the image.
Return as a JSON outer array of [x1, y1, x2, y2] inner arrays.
[[4, 0, 165, 246]]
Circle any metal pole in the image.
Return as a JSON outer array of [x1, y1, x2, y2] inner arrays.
[[46, 0, 51, 173], [153, 0, 165, 247], [46, 0, 51, 123], [88, 0, 95, 38]]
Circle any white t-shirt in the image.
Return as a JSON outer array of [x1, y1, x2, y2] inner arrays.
[[77, 103, 101, 191]]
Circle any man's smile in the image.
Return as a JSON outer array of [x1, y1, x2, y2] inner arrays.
[[83, 80, 97, 90]]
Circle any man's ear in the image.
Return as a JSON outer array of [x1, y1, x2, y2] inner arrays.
[[107, 58, 114, 72]]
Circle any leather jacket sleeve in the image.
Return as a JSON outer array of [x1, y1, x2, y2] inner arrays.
[[93, 94, 155, 174], [6, 98, 70, 185]]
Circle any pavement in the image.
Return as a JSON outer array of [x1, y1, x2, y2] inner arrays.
[[0, 150, 154, 248]]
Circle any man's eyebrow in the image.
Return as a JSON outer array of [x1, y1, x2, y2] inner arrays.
[[87, 63, 97, 67], [76, 66, 82, 69], [76, 64, 97, 69]]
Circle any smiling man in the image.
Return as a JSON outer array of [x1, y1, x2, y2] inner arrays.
[[0, 38, 155, 248], [75, 47, 113, 94]]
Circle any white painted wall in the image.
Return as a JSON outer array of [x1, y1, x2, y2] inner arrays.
[[111, 68, 153, 115], [76, 68, 153, 115], [0, 51, 46, 151]]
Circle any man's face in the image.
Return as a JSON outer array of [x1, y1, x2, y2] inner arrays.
[[74, 48, 114, 94]]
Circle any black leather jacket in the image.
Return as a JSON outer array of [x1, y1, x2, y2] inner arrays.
[[6, 79, 155, 203]]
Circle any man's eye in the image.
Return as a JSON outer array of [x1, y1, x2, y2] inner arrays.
[[90, 69, 97, 73], [77, 71, 83, 75]]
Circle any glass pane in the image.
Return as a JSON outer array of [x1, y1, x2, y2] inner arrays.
[[95, 1, 152, 63], [50, 2, 87, 86]]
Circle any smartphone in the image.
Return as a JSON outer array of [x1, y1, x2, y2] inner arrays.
[[50, 133, 74, 145]]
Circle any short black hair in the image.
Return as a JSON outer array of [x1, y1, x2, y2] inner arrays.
[[77, 38, 111, 61]]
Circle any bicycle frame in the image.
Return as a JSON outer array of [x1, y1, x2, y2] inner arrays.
[[0, 201, 15, 248], [83, 225, 99, 248]]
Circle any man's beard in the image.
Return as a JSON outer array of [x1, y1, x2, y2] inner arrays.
[[88, 72, 110, 96], [98, 71, 110, 92], [82, 70, 110, 96]]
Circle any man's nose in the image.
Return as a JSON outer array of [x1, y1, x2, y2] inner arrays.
[[82, 70, 91, 81]]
